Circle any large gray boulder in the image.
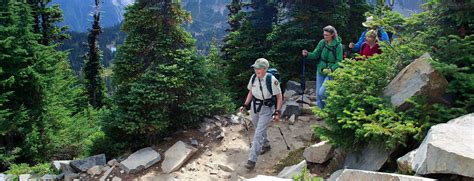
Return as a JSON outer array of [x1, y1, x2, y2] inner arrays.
[[286, 80, 303, 95], [303, 141, 334, 163], [119, 147, 161, 174], [51, 160, 70, 171], [281, 101, 301, 117], [343, 142, 392, 171], [277, 160, 306, 179], [328, 169, 435, 181], [0, 174, 14, 181], [397, 149, 417, 174], [70, 154, 106, 172], [161, 141, 198, 173], [247, 175, 292, 181], [383, 53, 448, 110], [411, 113, 474, 177]]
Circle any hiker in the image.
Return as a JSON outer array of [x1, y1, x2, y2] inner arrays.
[[357, 29, 382, 60], [239, 58, 283, 170], [302, 25, 343, 109], [349, 16, 389, 52]]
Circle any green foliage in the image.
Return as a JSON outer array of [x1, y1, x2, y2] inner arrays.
[[267, 0, 370, 83], [313, 0, 473, 151], [5, 163, 55, 178], [222, 0, 277, 103], [292, 166, 323, 181], [107, 1, 232, 150], [0, 1, 103, 169]]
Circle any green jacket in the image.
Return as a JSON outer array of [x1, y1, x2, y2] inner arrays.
[[307, 36, 343, 74]]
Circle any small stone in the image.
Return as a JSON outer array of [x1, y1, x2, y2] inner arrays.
[[87, 165, 104, 176], [112, 177, 122, 181], [191, 139, 198, 146], [288, 115, 296, 125], [222, 147, 227, 152], [218, 164, 234, 172], [107, 159, 120, 167], [119, 170, 124, 174], [232, 137, 237, 140], [210, 170, 218, 175]]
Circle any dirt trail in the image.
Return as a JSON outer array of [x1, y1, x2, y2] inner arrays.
[[134, 113, 322, 181]]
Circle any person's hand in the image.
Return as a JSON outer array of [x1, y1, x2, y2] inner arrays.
[[302, 50, 308, 57], [349, 42, 355, 49], [272, 111, 281, 122], [240, 105, 246, 113], [322, 68, 332, 75]]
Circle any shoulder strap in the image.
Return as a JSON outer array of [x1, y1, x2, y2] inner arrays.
[[251, 74, 256, 84], [265, 73, 273, 95]]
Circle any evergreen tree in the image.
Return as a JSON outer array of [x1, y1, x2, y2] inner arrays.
[[0, 1, 98, 167], [83, 0, 105, 108], [26, 0, 68, 45], [222, 0, 277, 103], [266, 0, 370, 82], [107, 0, 232, 149]]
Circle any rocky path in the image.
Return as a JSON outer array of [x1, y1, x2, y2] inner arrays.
[[135, 113, 322, 181]]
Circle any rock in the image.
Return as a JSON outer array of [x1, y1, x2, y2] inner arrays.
[[218, 164, 234, 172], [288, 115, 296, 125], [119, 147, 161, 174], [70, 154, 106, 172], [60, 163, 79, 181], [283, 90, 297, 99], [303, 141, 335, 163], [304, 81, 316, 94], [281, 101, 301, 117], [286, 80, 303, 95], [99, 166, 115, 181], [343, 142, 392, 171], [41, 174, 59, 181], [161, 141, 198, 173], [190, 139, 199, 146], [301, 104, 312, 114], [107, 159, 120, 167], [51, 160, 70, 171], [216, 131, 225, 140], [411, 113, 474, 177], [0, 174, 14, 181], [87, 165, 104, 176], [112, 177, 122, 181], [19, 174, 31, 181], [277, 160, 306, 179], [383, 53, 448, 110], [397, 149, 417, 173], [199, 120, 216, 133], [328, 169, 435, 181], [209, 170, 218, 175], [248, 175, 292, 181], [296, 95, 311, 104], [230, 114, 241, 124]]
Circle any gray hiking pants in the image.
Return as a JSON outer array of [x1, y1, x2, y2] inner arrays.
[[248, 103, 274, 162]]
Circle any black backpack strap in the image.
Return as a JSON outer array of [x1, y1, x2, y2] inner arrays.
[[251, 74, 256, 84]]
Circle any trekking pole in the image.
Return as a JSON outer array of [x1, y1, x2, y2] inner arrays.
[[277, 126, 290, 150], [300, 56, 307, 101], [238, 112, 252, 147]]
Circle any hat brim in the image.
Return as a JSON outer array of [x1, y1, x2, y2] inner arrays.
[[251, 64, 264, 69]]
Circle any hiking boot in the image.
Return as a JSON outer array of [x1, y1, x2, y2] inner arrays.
[[244, 160, 256, 170], [259, 145, 271, 155]]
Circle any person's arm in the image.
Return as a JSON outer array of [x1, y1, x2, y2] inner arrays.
[[331, 44, 344, 71], [240, 90, 253, 112], [307, 40, 324, 60], [352, 31, 366, 52]]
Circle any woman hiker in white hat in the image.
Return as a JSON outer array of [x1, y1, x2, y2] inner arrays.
[[349, 16, 390, 52]]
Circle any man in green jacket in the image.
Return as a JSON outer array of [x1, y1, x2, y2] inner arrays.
[[302, 25, 343, 109]]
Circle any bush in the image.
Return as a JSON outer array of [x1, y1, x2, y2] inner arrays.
[[313, 1, 473, 151], [5, 163, 55, 178]]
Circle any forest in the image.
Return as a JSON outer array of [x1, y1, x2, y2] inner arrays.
[[0, 0, 472, 180]]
